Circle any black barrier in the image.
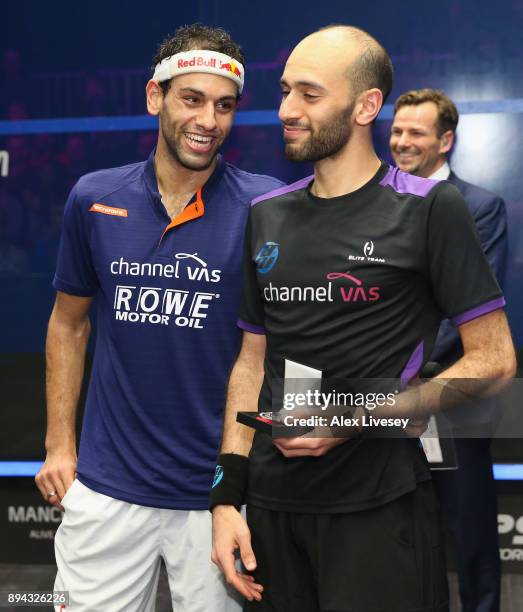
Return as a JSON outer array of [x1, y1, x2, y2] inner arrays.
[[0, 354, 89, 459], [2, 479, 523, 572], [0, 482, 59, 564]]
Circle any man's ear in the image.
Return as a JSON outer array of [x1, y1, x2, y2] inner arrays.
[[354, 88, 383, 127], [439, 130, 454, 154], [146, 79, 164, 116]]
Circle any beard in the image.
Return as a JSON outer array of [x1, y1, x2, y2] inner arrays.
[[284, 102, 355, 163], [159, 111, 220, 172]]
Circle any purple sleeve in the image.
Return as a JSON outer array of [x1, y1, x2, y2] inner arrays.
[[238, 319, 265, 334], [451, 297, 506, 327]]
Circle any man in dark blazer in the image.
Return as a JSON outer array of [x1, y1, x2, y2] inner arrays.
[[390, 88, 507, 612]]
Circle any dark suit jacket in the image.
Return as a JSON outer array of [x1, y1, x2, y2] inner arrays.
[[430, 172, 508, 426]]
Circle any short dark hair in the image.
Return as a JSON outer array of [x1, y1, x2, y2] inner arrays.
[[319, 25, 394, 104], [394, 89, 459, 135], [152, 23, 245, 95]]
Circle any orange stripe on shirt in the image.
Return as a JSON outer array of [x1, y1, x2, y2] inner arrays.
[[158, 187, 204, 244]]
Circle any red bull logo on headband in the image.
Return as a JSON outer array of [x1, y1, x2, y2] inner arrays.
[[219, 60, 242, 78], [153, 50, 245, 93], [178, 56, 217, 69]]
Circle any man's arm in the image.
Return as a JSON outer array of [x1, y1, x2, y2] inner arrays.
[[212, 331, 266, 602], [220, 331, 266, 455], [394, 308, 516, 419], [275, 308, 516, 454], [432, 194, 508, 365], [34, 291, 92, 508]]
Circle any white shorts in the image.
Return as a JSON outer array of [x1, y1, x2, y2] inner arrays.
[[54, 479, 242, 611]]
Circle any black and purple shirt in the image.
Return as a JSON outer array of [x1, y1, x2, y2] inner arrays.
[[239, 162, 504, 513], [53, 151, 284, 509]]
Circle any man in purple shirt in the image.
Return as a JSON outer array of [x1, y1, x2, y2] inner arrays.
[[35, 24, 283, 611]]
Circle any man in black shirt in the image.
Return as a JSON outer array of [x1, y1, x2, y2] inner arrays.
[[211, 25, 516, 612]]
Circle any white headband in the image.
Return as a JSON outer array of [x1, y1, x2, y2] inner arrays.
[[153, 50, 245, 93]]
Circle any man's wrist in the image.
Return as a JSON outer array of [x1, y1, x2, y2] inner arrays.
[[211, 504, 238, 516], [209, 453, 249, 512], [392, 380, 442, 419], [44, 438, 77, 455]]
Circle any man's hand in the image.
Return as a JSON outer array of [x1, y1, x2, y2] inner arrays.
[[272, 436, 348, 457], [39, 291, 90, 510], [35, 449, 77, 510], [272, 402, 429, 456], [272, 405, 363, 457], [404, 417, 430, 438], [211, 505, 263, 602]]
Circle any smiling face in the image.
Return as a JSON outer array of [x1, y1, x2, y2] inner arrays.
[[390, 102, 453, 177], [147, 72, 238, 171], [278, 38, 357, 163]]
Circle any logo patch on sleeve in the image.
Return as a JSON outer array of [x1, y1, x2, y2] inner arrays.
[[89, 203, 128, 217]]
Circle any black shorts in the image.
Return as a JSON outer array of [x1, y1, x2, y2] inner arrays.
[[244, 481, 449, 612]]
